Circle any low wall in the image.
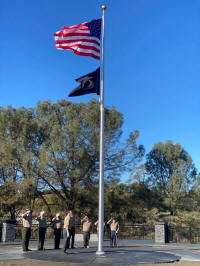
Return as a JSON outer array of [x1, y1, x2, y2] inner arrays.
[[74, 234, 98, 241]]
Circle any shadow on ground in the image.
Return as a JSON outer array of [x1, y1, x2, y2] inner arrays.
[[24, 246, 180, 265]]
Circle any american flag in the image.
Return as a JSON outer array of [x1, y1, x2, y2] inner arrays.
[[54, 19, 101, 60]]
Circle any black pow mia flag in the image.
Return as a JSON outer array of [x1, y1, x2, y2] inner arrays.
[[68, 68, 100, 97]]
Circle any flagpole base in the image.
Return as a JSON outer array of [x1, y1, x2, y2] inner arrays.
[[96, 250, 105, 255]]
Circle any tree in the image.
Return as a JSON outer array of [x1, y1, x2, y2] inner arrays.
[[127, 164, 146, 184], [0, 106, 45, 218], [0, 100, 144, 218], [35, 99, 145, 211], [104, 180, 163, 224], [145, 140, 197, 214]]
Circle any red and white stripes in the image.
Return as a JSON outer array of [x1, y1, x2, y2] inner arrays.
[[54, 21, 101, 60]]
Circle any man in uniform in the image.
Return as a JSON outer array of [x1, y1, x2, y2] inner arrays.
[[63, 210, 75, 252], [81, 215, 92, 248], [36, 210, 47, 250], [107, 217, 119, 247], [52, 213, 62, 249], [22, 209, 32, 251]]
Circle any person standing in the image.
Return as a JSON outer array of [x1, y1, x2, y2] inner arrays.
[[52, 213, 62, 249], [63, 210, 75, 252], [36, 211, 47, 250], [81, 215, 92, 248], [107, 217, 119, 247], [22, 209, 32, 252]]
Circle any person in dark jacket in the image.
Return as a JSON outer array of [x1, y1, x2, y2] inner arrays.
[[36, 211, 47, 250], [52, 213, 62, 249]]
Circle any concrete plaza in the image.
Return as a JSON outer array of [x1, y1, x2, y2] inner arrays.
[[0, 239, 200, 264]]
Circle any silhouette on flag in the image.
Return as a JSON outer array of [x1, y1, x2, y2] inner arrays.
[[54, 19, 101, 60], [68, 68, 100, 97]]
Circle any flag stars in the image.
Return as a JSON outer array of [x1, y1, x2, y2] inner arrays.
[[54, 18, 101, 60], [87, 19, 101, 39]]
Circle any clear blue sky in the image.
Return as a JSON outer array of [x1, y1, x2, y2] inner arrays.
[[1, 0, 199, 173]]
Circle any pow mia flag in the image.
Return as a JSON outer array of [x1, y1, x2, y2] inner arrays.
[[68, 68, 100, 97]]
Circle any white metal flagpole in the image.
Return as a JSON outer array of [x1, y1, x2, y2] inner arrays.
[[96, 5, 106, 255]]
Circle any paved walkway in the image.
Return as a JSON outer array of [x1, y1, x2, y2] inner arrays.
[[119, 239, 200, 249]]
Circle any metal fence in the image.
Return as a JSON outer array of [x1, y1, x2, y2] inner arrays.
[[116, 225, 154, 240], [14, 224, 154, 240], [168, 226, 200, 243], [6, 223, 200, 243]]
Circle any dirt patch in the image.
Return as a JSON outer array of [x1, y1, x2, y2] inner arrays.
[[0, 259, 66, 266], [0, 259, 200, 266]]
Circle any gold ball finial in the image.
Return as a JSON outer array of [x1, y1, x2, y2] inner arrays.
[[102, 5, 106, 10]]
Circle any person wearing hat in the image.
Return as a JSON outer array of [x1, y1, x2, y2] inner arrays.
[[22, 209, 32, 251], [52, 213, 62, 249], [63, 210, 75, 252], [36, 211, 47, 250], [81, 215, 92, 248], [107, 217, 119, 247]]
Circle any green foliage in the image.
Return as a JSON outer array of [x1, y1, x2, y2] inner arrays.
[[141, 208, 159, 226], [0, 100, 144, 218], [34, 99, 145, 211], [0, 102, 198, 227], [145, 140, 197, 215], [0, 106, 40, 218], [177, 211, 200, 228], [164, 211, 200, 227], [146, 141, 197, 191], [104, 181, 162, 225]]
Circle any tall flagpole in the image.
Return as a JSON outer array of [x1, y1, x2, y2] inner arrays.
[[96, 5, 106, 255]]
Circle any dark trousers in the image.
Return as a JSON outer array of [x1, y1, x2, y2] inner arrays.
[[110, 231, 116, 247], [83, 232, 90, 248], [54, 228, 61, 249], [38, 227, 46, 250], [22, 227, 31, 251], [63, 227, 75, 251]]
